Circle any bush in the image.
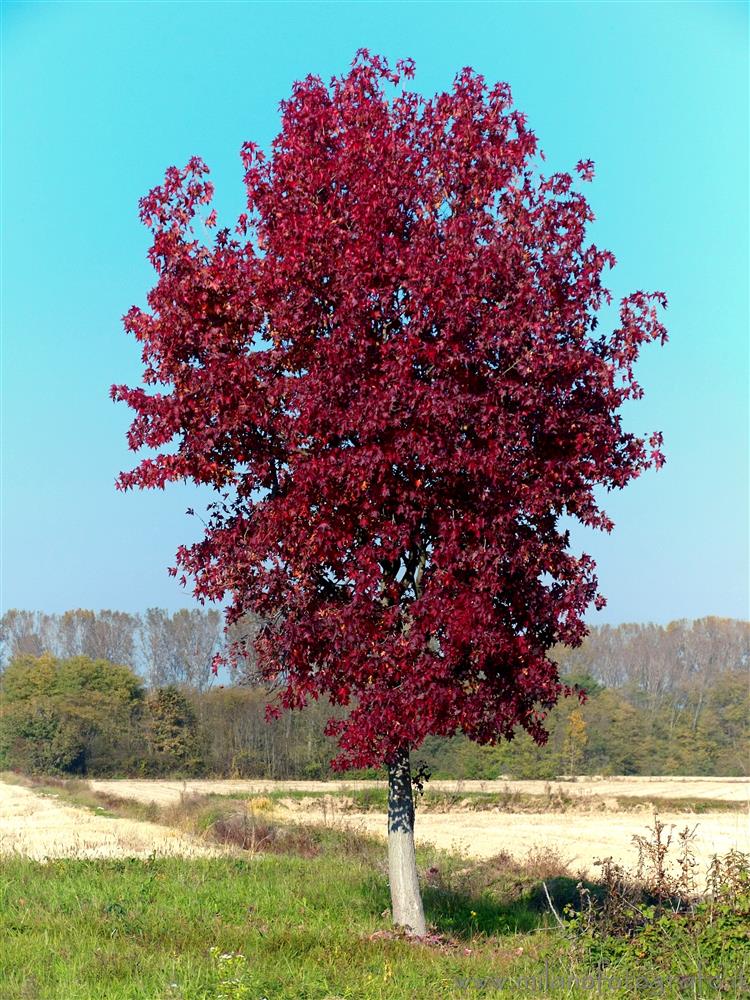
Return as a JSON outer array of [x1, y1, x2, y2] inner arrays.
[[563, 819, 750, 990]]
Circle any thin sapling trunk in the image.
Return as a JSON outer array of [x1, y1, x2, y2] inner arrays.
[[387, 745, 427, 936]]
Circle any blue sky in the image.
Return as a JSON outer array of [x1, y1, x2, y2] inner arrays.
[[2, 1, 748, 624]]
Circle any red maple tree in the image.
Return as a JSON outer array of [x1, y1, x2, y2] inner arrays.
[[113, 52, 666, 933]]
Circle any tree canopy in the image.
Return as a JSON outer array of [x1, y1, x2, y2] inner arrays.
[[113, 51, 666, 770]]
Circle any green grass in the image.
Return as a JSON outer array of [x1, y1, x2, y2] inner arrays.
[[4, 842, 747, 1000], [3, 773, 747, 998], [605, 795, 743, 814], [1, 848, 572, 1000]]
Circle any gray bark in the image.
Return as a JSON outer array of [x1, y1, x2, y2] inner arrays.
[[387, 745, 427, 936]]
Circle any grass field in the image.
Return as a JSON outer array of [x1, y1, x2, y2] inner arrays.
[[0, 840, 573, 1000], [2, 775, 749, 999]]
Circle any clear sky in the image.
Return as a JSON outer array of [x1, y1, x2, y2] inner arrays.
[[2, 1, 748, 624]]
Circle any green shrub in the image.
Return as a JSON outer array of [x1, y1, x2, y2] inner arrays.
[[564, 823, 750, 991]]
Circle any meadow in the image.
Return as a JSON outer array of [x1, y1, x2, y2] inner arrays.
[[1, 774, 748, 999]]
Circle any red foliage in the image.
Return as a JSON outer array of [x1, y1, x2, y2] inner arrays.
[[113, 52, 666, 769]]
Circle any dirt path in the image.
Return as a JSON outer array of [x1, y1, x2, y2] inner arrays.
[[0, 780, 223, 860], [89, 775, 750, 806]]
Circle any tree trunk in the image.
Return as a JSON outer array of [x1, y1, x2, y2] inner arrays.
[[387, 745, 427, 936]]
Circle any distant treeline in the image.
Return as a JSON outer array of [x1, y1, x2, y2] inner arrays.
[[0, 607, 260, 691], [0, 614, 747, 778]]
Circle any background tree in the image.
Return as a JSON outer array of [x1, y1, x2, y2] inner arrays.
[[561, 706, 588, 775], [113, 52, 666, 934], [144, 685, 204, 775], [224, 610, 265, 685], [56, 609, 139, 666], [0, 610, 57, 663], [140, 608, 222, 690], [0, 610, 138, 671], [0, 654, 143, 775], [0, 619, 745, 779], [195, 686, 341, 778]]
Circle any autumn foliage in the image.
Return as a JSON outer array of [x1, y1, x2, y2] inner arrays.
[[113, 52, 666, 769]]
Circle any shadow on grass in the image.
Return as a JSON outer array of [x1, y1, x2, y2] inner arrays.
[[422, 883, 547, 936], [361, 870, 593, 939]]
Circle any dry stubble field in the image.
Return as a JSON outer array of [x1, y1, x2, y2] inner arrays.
[[2, 775, 747, 873], [0, 780, 223, 860]]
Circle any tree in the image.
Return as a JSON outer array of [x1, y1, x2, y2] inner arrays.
[[144, 686, 204, 774], [561, 706, 588, 775], [113, 52, 666, 934], [0, 609, 139, 670], [0, 610, 56, 665], [140, 607, 222, 690], [56, 609, 139, 666], [0, 654, 143, 774]]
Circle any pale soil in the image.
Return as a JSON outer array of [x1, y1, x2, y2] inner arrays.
[[3, 776, 747, 870], [88, 776, 750, 876], [88, 775, 750, 806], [286, 805, 750, 876], [0, 780, 224, 861]]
